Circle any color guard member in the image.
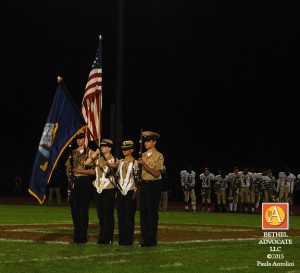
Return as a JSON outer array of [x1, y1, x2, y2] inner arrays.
[[65, 131, 95, 244], [138, 131, 164, 247], [115, 140, 138, 246], [85, 139, 118, 245]]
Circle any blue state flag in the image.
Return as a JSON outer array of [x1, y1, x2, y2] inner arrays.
[[29, 80, 88, 204]]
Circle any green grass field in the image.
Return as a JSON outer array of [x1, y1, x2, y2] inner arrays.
[[0, 204, 299, 273]]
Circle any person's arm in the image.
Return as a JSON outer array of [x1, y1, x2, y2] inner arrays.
[[138, 158, 161, 178], [85, 149, 100, 166], [72, 168, 95, 175]]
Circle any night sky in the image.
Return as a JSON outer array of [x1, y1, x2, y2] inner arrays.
[[2, 1, 300, 195]]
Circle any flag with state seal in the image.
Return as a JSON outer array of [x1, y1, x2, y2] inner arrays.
[[29, 78, 88, 204]]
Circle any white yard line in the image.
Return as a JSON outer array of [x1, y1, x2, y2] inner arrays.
[[159, 262, 183, 268], [0, 237, 259, 245], [0, 238, 70, 244], [220, 265, 249, 271], [0, 222, 73, 226], [106, 260, 128, 264], [159, 237, 260, 244], [0, 254, 119, 264]]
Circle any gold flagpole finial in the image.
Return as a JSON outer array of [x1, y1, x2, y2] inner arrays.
[[57, 76, 63, 83], [99, 35, 102, 40]]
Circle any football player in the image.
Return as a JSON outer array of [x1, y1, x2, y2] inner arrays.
[[276, 166, 296, 216], [214, 170, 229, 212], [228, 167, 240, 212], [250, 168, 267, 213], [239, 166, 254, 213], [261, 169, 277, 202], [180, 165, 197, 212], [276, 166, 295, 201], [199, 167, 215, 212]]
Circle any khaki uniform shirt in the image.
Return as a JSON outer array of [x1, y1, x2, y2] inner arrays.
[[141, 148, 164, 181], [117, 157, 138, 192], [93, 153, 119, 191], [65, 148, 94, 177]]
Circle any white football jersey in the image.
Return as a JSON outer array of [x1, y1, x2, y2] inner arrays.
[[253, 172, 263, 182], [238, 171, 254, 188], [277, 172, 295, 193], [199, 173, 215, 188], [261, 175, 276, 191], [214, 175, 229, 191], [228, 172, 238, 182], [180, 170, 196, 188]]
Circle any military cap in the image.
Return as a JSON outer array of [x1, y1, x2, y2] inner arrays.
[[76, 130, 85, 139], [100, 139, 113, 147], [121, 140, 134, 150], [142, 131, 160, 141]]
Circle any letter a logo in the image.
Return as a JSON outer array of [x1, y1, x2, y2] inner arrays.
[[267, 206, 283, 224], [262, 203, 289, 230]]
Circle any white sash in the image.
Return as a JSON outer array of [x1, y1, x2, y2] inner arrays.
[[93, 158, 115, 194], [119, 161, 134, 196]]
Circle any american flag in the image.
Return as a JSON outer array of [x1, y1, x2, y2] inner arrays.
[[81, 37, 102, 144]]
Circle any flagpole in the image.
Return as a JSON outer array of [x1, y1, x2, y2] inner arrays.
[[115, 0, 124, 158], [98, 35, 102, 148]]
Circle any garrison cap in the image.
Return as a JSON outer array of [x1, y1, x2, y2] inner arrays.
[[76, 130, 85, 139], [100, 139, 113, 147], [142, 131, 160, 141], [121, 140, 134, 150]]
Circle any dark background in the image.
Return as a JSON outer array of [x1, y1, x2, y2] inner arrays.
[[1, 1, 300, 201]]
